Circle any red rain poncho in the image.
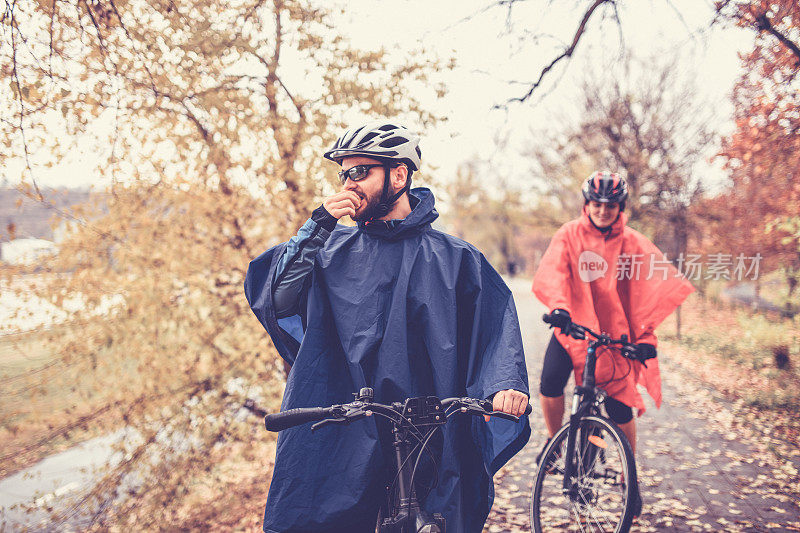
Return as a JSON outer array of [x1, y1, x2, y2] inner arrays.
[[532, 208, 694, 414]]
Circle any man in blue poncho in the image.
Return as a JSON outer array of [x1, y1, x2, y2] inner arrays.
[[244, 120, 531, 532]]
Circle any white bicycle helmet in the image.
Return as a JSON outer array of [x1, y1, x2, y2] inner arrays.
[[324, 120, 422, 171]]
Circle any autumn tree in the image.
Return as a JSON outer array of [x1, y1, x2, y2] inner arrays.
[[443, 161, 532, 275], [525, 139, 598, 227], [0, 0, 443, 528], [480, 0, 798, 301], [711, 0, 800, 301], [526, 57, 714, 263], [495, 145, 588, 274]]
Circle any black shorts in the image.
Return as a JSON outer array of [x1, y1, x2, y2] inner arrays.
[[540, 333, 633, 425]]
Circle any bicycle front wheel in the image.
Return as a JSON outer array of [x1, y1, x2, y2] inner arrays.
[[530, 415, 637, 533]]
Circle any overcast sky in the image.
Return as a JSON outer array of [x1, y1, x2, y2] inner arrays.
[[3, 0, 753, 192], [336, 0, 753, 194]]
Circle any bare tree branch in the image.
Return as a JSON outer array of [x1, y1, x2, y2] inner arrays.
[[78, 0, 110, 61], [714, 2, 800, 66], [664, 0, 694, 35], [754, 11, 800, 66], [106, 0, 161, 96], [610, 0, 625, 55], [441, 0, 522, 32], [496, 0, 614, 107], [48, 0, 56, 69], [181, 101, 212, 143], [6, 0, 43, 199]]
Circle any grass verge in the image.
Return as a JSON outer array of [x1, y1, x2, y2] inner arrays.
[[658, 293, 800, 459]]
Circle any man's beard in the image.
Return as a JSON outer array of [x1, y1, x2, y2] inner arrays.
[[352, 189, 385, 221]]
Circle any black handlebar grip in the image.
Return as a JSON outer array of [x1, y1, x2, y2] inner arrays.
[[524, 403, 533, 416], [264, 407, 333, 432], [542, 313, 554, 324]]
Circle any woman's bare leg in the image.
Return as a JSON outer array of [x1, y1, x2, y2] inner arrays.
[[540, 394, 565, 438]]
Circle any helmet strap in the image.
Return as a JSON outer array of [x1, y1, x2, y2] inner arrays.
[[373, 164, 411, 219], [588, 211, 621, 233]]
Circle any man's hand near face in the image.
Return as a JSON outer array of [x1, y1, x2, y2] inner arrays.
[[323, 191, 362, 220]]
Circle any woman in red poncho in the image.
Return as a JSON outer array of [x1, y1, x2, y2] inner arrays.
[[532, 171, 694, 512]]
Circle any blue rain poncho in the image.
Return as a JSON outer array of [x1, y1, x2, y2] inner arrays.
[[244, 188, 530, 533]]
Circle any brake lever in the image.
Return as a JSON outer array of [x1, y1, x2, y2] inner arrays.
[[545, 320, 583, 340], [311, 404, 372, 431], [311, 417, 349, 431], [453, 399, 526, 423], [485, 410, 519, 422], [569, 325, 586, 340], [450, 400, 490, 419]]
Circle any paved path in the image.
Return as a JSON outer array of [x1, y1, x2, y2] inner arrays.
[[485, 277, 800, 532]]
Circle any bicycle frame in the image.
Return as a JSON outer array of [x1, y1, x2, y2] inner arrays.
[[562, 341, 603, 497], [264, 390, 527, 533], [379, 397, 446, 532], [533, 314, 641, 532]]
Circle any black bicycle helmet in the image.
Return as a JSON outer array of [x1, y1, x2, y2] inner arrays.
[[581, 171, 628, 206]]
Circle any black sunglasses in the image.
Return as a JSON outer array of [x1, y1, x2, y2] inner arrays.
[[337, 164, 384, 185]]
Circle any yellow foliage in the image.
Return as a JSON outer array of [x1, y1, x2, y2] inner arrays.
[[0, 0, 446, 528]]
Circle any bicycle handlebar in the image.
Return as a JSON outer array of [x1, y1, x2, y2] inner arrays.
[[264, 395, 532, 433], [264, 407, 338, 432], [541, 312, 558, 327], [441, 397, 532, 417], [542, 313, 640, 360]]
